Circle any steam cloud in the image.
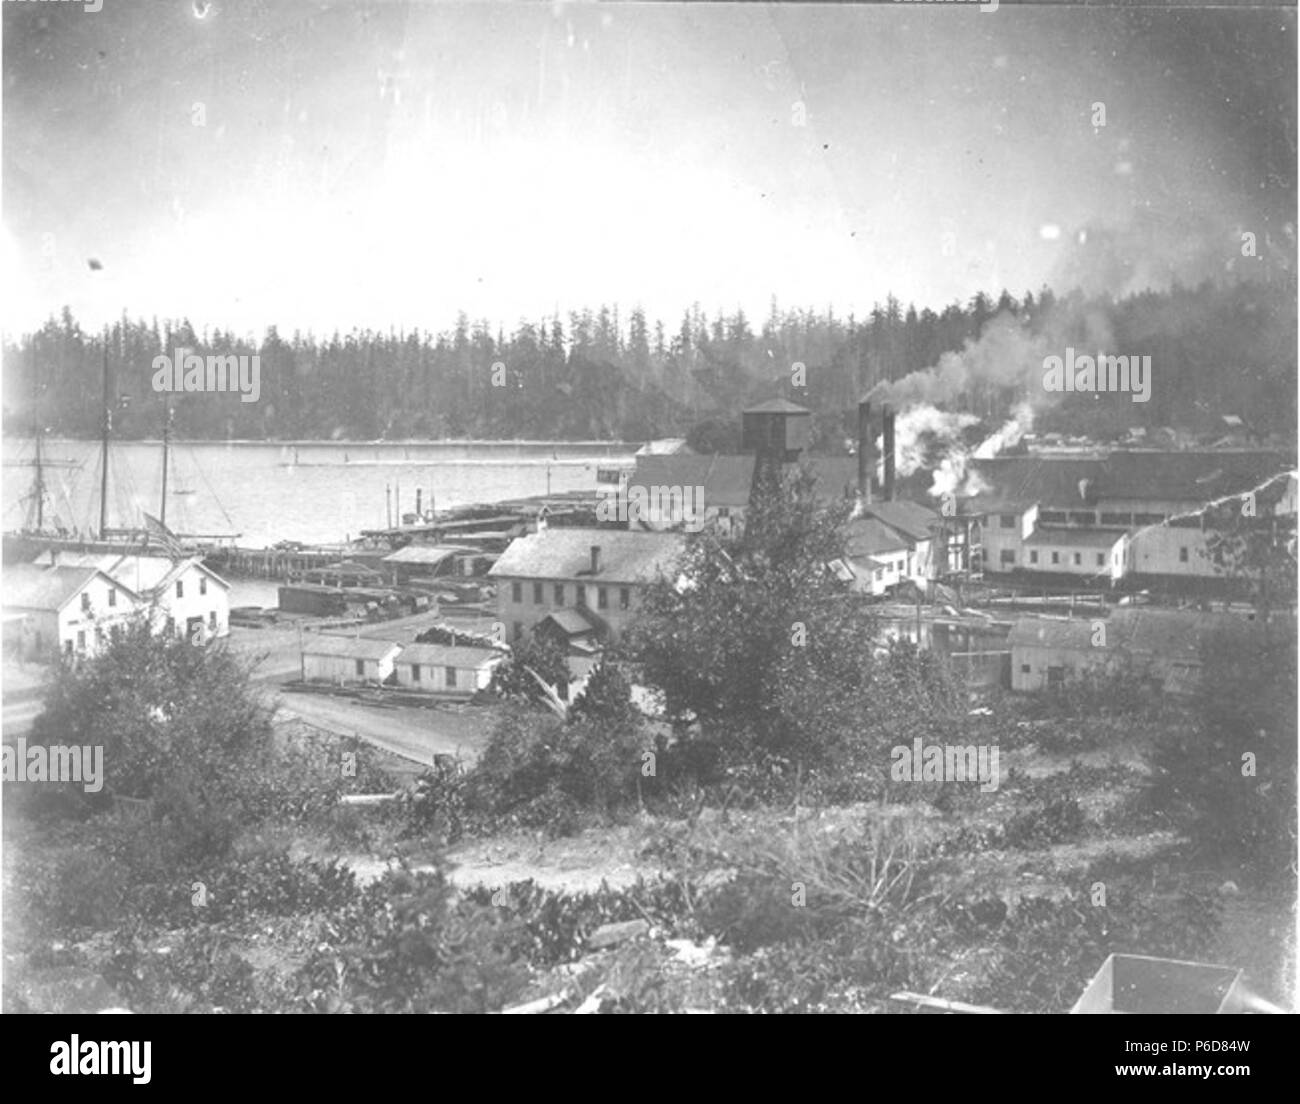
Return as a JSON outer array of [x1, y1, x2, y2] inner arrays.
[[868, 315, 1053, 499]]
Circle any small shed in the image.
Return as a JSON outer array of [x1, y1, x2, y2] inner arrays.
[[301, 634, 401, 685], [392, 642, 503, 695]]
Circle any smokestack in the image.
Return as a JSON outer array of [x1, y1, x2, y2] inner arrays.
[[590, 545, 602, 575], [857, 400, 873, 505], [883, 405, 896, 502]]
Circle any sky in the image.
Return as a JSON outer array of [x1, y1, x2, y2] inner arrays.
[[2, 0, 1295, 340]]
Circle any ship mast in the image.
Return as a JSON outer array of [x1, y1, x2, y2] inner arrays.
[[160, 400, 171, 528], [98, 327, 111, 539], [31, 344, 45, 531]]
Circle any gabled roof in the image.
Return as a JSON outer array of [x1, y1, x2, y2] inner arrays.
[[845, 517, 909, 558], [863, 499, 938, 543], [300, 635, 402, 660], [394, 643, 502, 668], [39, 552, 230, 595], [2, 564, 135, 613], [489, 528, 685, 584], [539, 608, 599, 637]]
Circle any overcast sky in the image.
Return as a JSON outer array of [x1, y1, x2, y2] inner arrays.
[[3, 1, 1294, 338]]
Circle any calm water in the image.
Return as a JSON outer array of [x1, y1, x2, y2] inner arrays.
[[3, 438, 636, 547]]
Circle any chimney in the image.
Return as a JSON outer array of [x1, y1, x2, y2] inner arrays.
[[857, 399, 873, 505], [590, 545, 601, 575], [883, 405, 896, 502]]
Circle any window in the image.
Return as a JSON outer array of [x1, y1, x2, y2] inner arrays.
[[199, 576, 207, 596], [718, 507, 730, 518], [1134, 513, 1165, 526], [511, 581, 522, 603], [1072, 552, 1082, 566], [1096, 553, 1105, 567], [513, 622, 522, 641], [446, 666, 458, 689], [619, 587, 630, 610], [1068, 511, 1095, 526], [64, 639, 73, 656], [533, 582, 543, 604], [355, 659, 365, 677], [411, 663, 421, 682], [81, 592, 90, 613], [110, 625, 121, 643], [108, 588, 117, 608], [1000, 549, 1015, 566], [77, 630, 85, 650], [554, 583, 565, 607], [1100, 512, 1131, 527], [1020, 664, 1031, 674], [576, 585, 587, 607], [1000, 514, 1016, 529], [874, 568, 883, 582], [1179, 546, 1189, 563], [209, 611, 217, 631], [176, 580, 184, 598], [1047, 666, 1065, 689], [1051, 551, 1060, 565], [1029, 550, 1038, 565], [1039, 510, 1067, 524], [597, 587, 608, 610], [165, 616, 175, 636]]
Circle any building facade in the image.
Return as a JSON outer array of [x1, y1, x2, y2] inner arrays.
[[489, 528, 686, 642], [2, 564, 140, 660]]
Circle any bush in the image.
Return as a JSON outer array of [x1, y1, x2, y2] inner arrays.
[[1145, 622, 1297, 879]]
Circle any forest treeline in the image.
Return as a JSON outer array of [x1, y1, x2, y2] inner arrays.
[[3, 277, 1295, 448]]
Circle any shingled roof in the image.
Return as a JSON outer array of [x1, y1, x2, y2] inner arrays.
[[489, 528, 686, 584]]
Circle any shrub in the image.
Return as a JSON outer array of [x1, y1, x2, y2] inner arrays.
[[1144, 621, 1297, 879]]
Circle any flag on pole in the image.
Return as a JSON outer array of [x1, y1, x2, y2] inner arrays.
[[142, 512, 184, 559]]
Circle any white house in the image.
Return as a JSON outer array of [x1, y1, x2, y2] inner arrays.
[[843, 516, 911, 596], [2, 564, 140, 660], [391, 642, 503, 696], [860, 499, 940, 585], [300, 635, 401, 685], [37, 552, 232, 643]]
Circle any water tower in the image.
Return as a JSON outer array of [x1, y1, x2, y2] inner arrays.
[[742, 398, 812, 504]]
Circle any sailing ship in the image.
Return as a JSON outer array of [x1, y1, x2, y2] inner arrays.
[[4, 345, 240, 563]]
